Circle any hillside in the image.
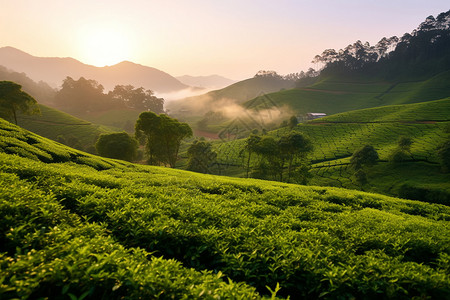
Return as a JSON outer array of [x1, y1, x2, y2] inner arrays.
[[243, 70, 450, 117], [0, 47, 188, 93], [1, 117, 449, 299], [214, 98, 450, 203], [0, 65, 56, 105], [14, 104, 117, 152]]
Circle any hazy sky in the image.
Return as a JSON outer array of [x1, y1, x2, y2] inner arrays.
[[1, 0, 449, 80]]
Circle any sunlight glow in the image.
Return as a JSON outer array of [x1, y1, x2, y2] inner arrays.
[[77, 25, 132, 67]]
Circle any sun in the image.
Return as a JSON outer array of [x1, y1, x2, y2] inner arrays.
[[78, 25, 132, 67]]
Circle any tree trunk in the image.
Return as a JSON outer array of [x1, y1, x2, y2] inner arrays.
[[246, 152, 251, 178], [12, 108, 17, 125]]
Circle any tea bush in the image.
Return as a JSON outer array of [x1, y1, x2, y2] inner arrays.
[[1, 118, 449, 299]]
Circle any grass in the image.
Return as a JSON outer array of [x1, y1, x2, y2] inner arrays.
[[1, 117, 449, 298]]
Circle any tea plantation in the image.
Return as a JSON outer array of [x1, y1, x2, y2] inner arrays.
[[1, 117, 449, 299], [214, 98, 450, 201]]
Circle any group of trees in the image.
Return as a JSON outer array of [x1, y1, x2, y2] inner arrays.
[[55, 77, 164, 115], [312, 10, 450, 78], [95, 111, 192, 167], [254, 69, 319, 82], [242, 132, 313, 183]]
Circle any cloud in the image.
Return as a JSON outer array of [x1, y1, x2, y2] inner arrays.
[[155, 87, 211, 103], [167, 92, 292, 130]]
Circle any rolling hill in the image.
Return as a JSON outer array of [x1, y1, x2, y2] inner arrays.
[[0, 46, 188, 93], [213, 97, 450, 203], [1, 117, 449, 299], [243, 70, 450, 117]]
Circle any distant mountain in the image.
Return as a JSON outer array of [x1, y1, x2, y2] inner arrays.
[[0, 47, 188, 93], [176, 74, 236, 89]]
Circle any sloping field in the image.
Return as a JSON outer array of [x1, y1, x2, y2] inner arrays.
[[1, 117, 449, 299], [214, 98, 450, 201], [14, 104, 117, 149]]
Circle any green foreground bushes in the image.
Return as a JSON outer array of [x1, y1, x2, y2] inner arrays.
[[1, 118, 450, 299]]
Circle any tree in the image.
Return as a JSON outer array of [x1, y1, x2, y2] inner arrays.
[[242, 134, 262, 178], [135, 111, 162, 165], [350, 145, 379, 170], [95, 132, 138, 162], [187, 139, 217, 173], [0, 81, 40, 125], [389, 136, 413, 163], [252, 135, 281, 180], [135, 111, 192, 167], [278, 132, 313, 181], [288, 116, 298, 130]]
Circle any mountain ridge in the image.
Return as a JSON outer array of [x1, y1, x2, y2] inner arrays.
[[176, 74, 236, 89], [0, 46, 188, 93]]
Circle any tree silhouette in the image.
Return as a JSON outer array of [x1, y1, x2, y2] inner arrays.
[[0, 81, 40, 125]]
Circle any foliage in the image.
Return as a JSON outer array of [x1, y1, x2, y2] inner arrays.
[[288, 115, 298, 129], [55, 77, 164, 116], [438, 139, 450, 172], [278, 132, 313, 181], [187, 139, 217, 173], [55, 77, 108, 114], [108, 84, 164, 113], [398, 136, 413, 151], [242, 133, 313, 182], [243, 134, 262, 177], [314, 10, 450, 79], [0, 81, 40, 124], [135, 111, 192, 167], [389, 136, 413, 163], [95, 132, 138, 162], [388, 148, 411, 163], [1, 121, 450, 298], [350, 145, 379, 170]]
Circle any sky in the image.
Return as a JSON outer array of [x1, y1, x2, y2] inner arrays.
[[1, 0, 449, 80]]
